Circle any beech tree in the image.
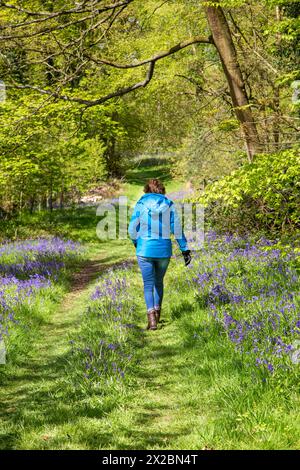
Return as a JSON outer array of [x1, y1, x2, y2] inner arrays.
[[204, 1, 261, 160]]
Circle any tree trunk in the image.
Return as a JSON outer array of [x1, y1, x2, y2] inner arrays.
[[204, 2, 261, 161], [60, 181, 65, 209], [273, 85, 280, 147], [103, 112, 122, 178], [48, 177, 53, 212], [272, 5, 282, 148], [29, 196, 35, 214], [19, 190, 23, 213]]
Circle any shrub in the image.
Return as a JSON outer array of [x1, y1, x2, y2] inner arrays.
[[198, 147, 300, 234]]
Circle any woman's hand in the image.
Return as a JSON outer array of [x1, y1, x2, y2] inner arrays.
[[182, 250, 192, 266]]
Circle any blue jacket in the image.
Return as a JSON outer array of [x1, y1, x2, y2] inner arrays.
[[128, 193, 188, 258]]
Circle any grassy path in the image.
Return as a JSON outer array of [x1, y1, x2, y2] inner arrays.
[[0, 246, 212, 450], [96, 317, 210, 450], [0, 155, 200, 450], [0, 252, 134, 449], [1, 240, 299, 450]]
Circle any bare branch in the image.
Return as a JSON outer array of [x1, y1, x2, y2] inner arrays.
[[7, 35, 212, 108], [9, 61, 156, 107], [21, 7, 120, 68], [0, 1, 134, 38], [86, 35, 213, 69], [0, 0, 89, 16]]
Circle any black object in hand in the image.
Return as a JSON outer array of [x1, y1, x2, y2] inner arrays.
[[182, 250, 192, 266]]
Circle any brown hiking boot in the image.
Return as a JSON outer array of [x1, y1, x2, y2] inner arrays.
[[154, 306, 161, 323], [147, 309, 157, 330]]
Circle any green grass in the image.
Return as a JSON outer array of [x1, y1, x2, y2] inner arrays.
[[1, 254, 298, 449], [0, 155, 299, 450]]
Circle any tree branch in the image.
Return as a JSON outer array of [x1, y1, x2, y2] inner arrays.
[[0, 0, 90, 16], [0, 1, 134, 38], [8, 35, 213, 108], [86, 35, 212, 69], [9, 62, 156, 107]]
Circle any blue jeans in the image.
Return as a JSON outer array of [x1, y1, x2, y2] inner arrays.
[[137, 256, 171, 311]]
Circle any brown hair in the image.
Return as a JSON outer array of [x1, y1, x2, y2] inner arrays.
[[144, 178, 166, 195]]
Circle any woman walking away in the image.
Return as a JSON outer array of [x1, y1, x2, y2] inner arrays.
[[128, 178, 191, 331]]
